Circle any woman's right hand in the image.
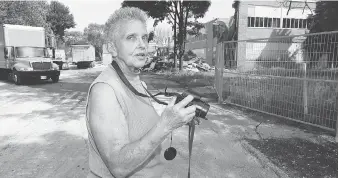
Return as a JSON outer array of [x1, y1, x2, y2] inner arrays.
[[159, 95, 197, 132]]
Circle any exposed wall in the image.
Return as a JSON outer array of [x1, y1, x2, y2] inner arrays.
[[235, 1, 316, 71]]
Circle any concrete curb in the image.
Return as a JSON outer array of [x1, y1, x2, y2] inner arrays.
[[240, 140, 290, 178]]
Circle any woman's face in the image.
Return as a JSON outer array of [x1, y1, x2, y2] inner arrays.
[[114, 20, 149, 69]]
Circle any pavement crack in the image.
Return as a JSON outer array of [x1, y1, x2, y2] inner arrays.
[[255, 122, 263, 140]]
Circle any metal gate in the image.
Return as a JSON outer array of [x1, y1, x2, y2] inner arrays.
[[215, 31, 338, 130]]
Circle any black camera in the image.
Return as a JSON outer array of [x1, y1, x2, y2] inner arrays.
[[175, 92, 210, 119]]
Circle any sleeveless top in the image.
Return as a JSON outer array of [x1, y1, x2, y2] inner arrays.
[[85, 64, 165, 178]]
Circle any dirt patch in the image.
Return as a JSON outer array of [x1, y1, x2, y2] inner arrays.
[[245, 137, 338, 178]]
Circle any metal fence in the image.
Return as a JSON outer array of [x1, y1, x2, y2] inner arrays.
[[215, 31, 338, 130]]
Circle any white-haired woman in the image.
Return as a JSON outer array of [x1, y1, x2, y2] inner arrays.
[[86, 7, 196, 178]]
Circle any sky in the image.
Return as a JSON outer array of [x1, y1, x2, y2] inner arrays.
[[53, 0, 235, 32]]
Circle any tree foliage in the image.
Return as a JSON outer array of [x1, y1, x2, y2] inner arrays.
[[0, 1, 49, 27], [0, 1, 76, 47], [84, 23, 105, 59], [303, 1, 338, 68], [307, 1, 337, 33], [148, 31, 155, 42], [122, 0, 211, 70], [47, 1, 76, 41], [64, 31, 87, 46]]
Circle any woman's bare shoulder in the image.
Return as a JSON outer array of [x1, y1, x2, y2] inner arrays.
[[87, 82, 128, 132]]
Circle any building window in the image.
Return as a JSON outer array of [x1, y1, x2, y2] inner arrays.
[[272, 18, 280, 27], [247, 5, 312, 29], [248, 17, 281, 28], [282, 18, 308, 28]]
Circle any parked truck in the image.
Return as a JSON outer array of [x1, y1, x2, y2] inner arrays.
[[0, 24, 60, 85], [51, 48, 67, 70], [70, 44, 95, 69]]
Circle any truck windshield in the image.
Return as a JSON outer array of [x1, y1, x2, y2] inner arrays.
[[15, 47, 47, 58]]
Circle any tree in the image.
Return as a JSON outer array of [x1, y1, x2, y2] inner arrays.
[[302, 1, 338, 68], [0, 1, 49, 27], [122, 0, 211, 70], [307, 1, 337, 33], [84, 23, 105, 60], [64, 31, 87, 47], [148, 31, 155, 42], [47, 1, 76, 44]]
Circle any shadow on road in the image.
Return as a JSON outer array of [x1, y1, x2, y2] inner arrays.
[[0, 130, 89, 178], [0, 69, 100, 177]]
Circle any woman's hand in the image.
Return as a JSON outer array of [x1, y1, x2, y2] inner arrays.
[[159, 95, 197, 132]]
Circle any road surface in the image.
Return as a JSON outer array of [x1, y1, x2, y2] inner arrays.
[[0, 66, 104, 178], [0, 65, 292, 178]]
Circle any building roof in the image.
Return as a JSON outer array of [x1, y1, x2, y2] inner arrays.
[[2, 24, 44, 31]]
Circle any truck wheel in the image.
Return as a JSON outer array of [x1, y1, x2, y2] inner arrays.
[[13, 70, 22, 85], [51, 75, 59, 83], [90, 62, 95, 68]]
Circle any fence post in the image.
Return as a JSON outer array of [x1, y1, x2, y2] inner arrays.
[[336, 121, 338, 142], [303, 62, 308, 115], [214, 44, 219, 102], [214, 43, 224, 103], [219, 42, 224, 103]]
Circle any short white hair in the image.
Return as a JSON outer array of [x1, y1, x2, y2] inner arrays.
[[104, 7, 149, 46]]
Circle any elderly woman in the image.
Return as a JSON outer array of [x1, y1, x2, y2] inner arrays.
[[85, 7, 197, 178]]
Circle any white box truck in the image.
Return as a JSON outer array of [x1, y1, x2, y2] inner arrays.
[[52, 49, 68, 70], [70, 44, 95, 69], [0, 24, 60, 85]]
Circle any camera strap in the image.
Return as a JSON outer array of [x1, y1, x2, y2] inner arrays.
[[111, 60, 195, 178]]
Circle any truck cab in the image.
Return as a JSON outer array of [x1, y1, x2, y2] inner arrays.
[[0, 24, 60, 85], [4, 46, 60, 84]]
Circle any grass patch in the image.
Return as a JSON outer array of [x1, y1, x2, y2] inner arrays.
[[245, 137, 338, 178]]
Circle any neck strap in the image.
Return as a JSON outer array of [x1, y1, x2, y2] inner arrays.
[[111, 60, 195, 178], [111, 60, 168, 105]]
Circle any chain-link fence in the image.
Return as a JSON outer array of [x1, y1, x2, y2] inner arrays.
[[215, 31, 338, 130]]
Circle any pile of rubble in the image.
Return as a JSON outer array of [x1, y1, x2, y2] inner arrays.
[[142, 56, 213, 73], [182, 57, 213, 72]]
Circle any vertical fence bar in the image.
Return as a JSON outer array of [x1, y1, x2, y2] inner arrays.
[[336, 121, 338, 142], [303, 62, 308, 115], [214, 43, 220, 102], [219, 42, 224, 103]]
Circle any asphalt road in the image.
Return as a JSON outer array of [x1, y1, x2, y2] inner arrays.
[[0, 65, 104, 178], [3, 65, 332, 178], [0, 65, 287, 178]]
